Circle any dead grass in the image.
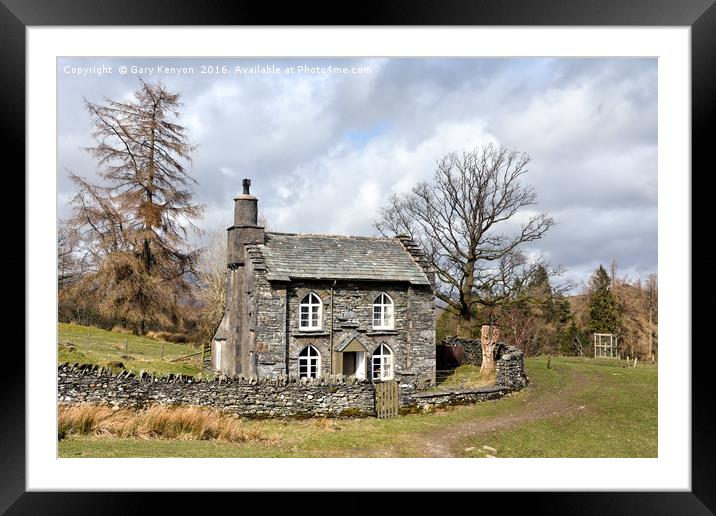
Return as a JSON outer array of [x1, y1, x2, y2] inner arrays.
[[58, 404, 263, 443], [110, 326, 134, 334], [146, 330, 190, 343], [313, 417, 342, 432]]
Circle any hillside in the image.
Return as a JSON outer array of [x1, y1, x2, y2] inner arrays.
[[58, 323, 204, 377]]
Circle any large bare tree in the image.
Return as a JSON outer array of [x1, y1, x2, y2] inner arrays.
[[195, 228, 228, 342], [375, 144, 555, 338], [57, 221, 87, 290], [66, 80, 204, 334], [644, 273, 658, 362]]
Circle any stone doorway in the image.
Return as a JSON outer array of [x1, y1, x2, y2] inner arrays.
[[341, 351, 366, 379]]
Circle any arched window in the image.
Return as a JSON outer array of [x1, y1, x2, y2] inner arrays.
[[371, 344, 394, 381], [299, 292, 322, 330], [372, 293, 394, 329], [299, 345, 321, 379]]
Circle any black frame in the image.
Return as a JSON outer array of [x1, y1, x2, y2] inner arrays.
[[5, 0, 713, 513]]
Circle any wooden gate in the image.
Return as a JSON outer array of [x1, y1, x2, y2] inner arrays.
[[374, 380, 399, 418], [437, 343, 464, 370]]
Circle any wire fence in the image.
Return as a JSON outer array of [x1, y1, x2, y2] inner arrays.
[[60, 331, 208, 367]]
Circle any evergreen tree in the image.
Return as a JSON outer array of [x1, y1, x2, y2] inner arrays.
[[587, 265, 619, 334], [560, 318, 587, 356], [66, 81, 204, 334]]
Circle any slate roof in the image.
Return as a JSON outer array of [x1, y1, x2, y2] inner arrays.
[[253, 232, 431, 286], [212, 314, 229, 341]]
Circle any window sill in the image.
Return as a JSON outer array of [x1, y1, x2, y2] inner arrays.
[[366, 329, 398, 336], [292, 331, 330, 337]]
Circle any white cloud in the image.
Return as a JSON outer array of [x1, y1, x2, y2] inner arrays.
[[57, 57, 658, 290]]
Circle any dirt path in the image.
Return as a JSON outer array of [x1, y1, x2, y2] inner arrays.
[[420, 367, 590, 457]]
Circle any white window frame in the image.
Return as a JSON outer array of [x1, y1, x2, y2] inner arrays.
[[299, 292, 323, 331], [372, 293, 395, 330], [371, 343, 394, 381], [298, 345, 321, 379]]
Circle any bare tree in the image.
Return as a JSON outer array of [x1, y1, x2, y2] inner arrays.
[[66, 80, 204, 334], [375, 144, 555, 337], [644, 273, 658, 362], [195, 228, 228, 341], [57, 221, 87, 289]]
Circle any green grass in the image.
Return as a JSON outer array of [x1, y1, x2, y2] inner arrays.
[[58, 323, 203, 377], [58, 355, 657, 458], [435, 364, 493, 389], [462, 356, 658, 458]]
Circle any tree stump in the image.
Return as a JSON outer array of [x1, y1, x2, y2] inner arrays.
[[480, 325, 500, 379]]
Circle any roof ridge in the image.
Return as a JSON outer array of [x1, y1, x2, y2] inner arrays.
[[266, 231, 398, 241]]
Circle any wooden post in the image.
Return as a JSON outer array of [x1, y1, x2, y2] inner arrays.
[[124, 339, 128, 353], [547, 355, 552, 369], [161, 341, 165, 361], [479, 325, 500, 379]]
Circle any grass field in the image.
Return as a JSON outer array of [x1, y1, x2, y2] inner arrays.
[[58, 323, 203, 377], [58, 355, 657, 458]]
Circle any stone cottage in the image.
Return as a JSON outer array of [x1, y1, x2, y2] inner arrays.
[[212, 179, 436, 388]]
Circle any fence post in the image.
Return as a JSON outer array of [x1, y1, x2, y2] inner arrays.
[[161, 341, 165, 361], [124, 339, 128, 354]]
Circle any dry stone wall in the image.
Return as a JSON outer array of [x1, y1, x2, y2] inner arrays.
[[58, 344, 527, 418], [495, 345, 529, 389], [445, 336, 483, 365], [402, 385, 512, 411], [58, 363, 375, 418], [444, 337, 529, 389]]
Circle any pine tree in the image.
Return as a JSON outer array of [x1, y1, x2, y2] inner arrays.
[[66, 80, 204, 334], [587, 265, 619, 334], [560, 318, 587, 356]]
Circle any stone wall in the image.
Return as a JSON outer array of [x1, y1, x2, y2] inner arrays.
[[58, 363, 375, 419], [443, 337, 529, 389], [495, 345, 529, 389], [401, 385, 512, 411], [445, 336, 483, 365], [58, 344, 525, 419]]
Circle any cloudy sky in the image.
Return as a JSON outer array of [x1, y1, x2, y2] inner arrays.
[[57, 57, 657, 291]]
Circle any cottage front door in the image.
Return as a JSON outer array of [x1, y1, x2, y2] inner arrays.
[[341, 351, 366, 379]]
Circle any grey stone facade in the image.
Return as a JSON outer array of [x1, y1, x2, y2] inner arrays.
[[217, 179, 437, 388]]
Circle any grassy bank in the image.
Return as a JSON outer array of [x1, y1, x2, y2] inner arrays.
[[58, 323, 203, 377], [58, 356, 657, 458], [461, 356, 658, 457]]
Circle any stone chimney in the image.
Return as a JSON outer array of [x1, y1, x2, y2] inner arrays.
[[227, 178, 265, 265]]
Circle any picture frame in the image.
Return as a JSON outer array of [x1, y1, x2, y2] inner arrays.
[[6, 0, 712, 512]]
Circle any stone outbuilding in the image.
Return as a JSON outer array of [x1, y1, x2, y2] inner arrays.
[[212, 179, 437, 388]]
